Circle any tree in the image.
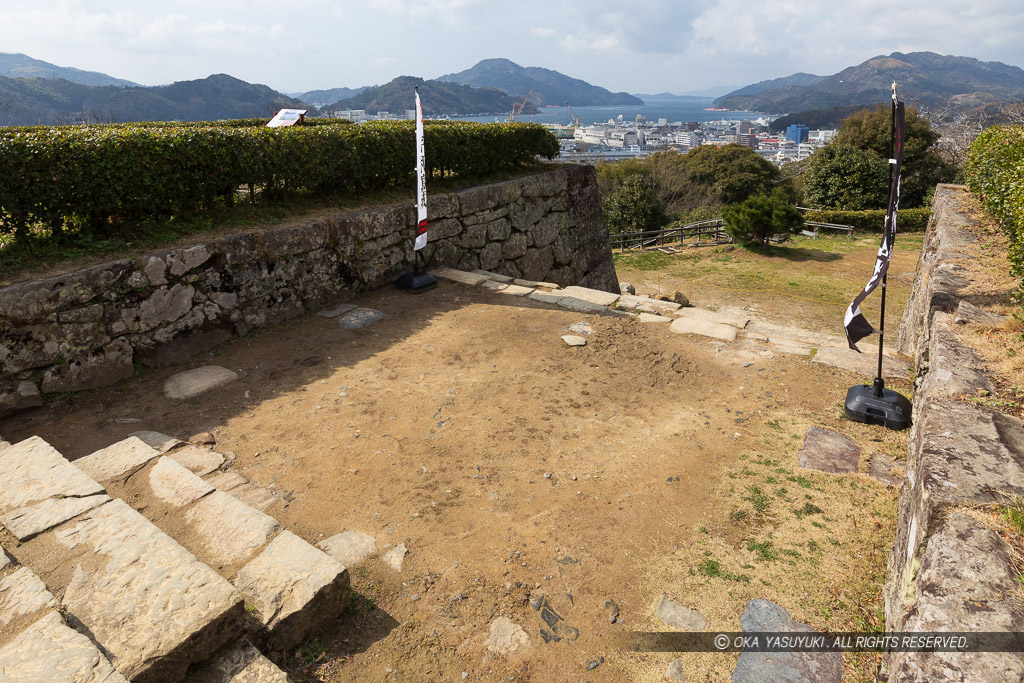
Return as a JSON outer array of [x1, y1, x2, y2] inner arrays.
[[803, 144, 889, 210], [681, 143, 782, 205], [836, 104, 956, 207], [602, 173, 668, 235], [722, 189, 804, 248]]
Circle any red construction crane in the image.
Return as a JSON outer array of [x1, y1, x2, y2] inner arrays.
[[510, 88, 534, 122], [566, 101, 580, 127]]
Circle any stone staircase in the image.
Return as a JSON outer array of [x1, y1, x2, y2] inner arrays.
[[0, 430, 350, 682]]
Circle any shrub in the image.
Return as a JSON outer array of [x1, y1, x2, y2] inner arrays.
[[0, 120, 559, 242], [966, 124, 1024, 288], [802, 208, 931, 233], [723, 189, 803, 248]]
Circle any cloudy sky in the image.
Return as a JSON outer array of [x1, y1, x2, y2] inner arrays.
[[2, 0, 1023, 95]]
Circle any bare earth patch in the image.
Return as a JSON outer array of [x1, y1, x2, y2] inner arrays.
[[1, 278, 901, 681]]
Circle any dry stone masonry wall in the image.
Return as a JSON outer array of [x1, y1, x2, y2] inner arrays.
[[888, 185, 1024, 681], [0, 164, 618, 418]]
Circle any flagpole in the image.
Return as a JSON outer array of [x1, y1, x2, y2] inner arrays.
[[873, 82, 897, 397], [395, 85, 437, 293]]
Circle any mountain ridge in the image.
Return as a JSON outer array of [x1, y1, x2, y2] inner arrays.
[[327, 75, 532, 116]]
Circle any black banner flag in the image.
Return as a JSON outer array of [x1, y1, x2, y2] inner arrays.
[[844, 97, 906, 351]]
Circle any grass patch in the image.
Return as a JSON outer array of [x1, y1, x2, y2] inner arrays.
[[742, 485, 771, 514]]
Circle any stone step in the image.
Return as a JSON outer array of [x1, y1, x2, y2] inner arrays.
[[0, 437, 243, 683], [187, 638, 288, 682], [77, 436, 350, 652]]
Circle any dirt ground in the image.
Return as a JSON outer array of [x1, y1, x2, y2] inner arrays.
[[1, 273, 907, 681]]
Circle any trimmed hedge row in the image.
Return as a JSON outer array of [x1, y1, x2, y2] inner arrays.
[[965, 125, 1024, 285], [803, 207, 931, 232], [0, 120, 559, 239]]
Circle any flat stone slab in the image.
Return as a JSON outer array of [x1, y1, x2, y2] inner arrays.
[[674, 307, 749, 329], [230, 484, 278, 512], [164, 366, 239, 400], [566, 322, 594, 335], [318, 531, 377, 567], [383, 543, 407, 572], [74, 437, 161, 482], [0, 550, 8, 572], [499, 284, 535, 297], [479, 280, 508, 292], [655, 595, 708, 631], [770, 340, 815, 357], [52, 499, 242, 681], [337, 308, 386, 330], [168, 445, 225, 477], [562, 335, 587, 347], [206, 472, 248, 491], [0, 611, 128, 683], [669, 317, 738, 342], [128, 430, 182, 454], [1, 494, 110, 541], [0, 437, 105, 512], [867, 452, 901, 486], [557, 286, 619, 307], [811, 345, 910, 380], [557, 297, 609, 314], [318, 303, 357, 318], [528, 291, 565, 305], [189, 638, 288, 683], [513, 278, 558, 289], [954, 300, 1007, 326], [149, 457, 214, 507], [485, 617, 531, 655], [618, 294, 682, 316], [431, 267, 488, 286], [0, 566, 57, 631], [638, 313, 672, 323], [235, 530, 349, 651], [797, 427, 861, 474], [472, 269, 514, 284], [732, 599, 841, 683], [185, 491, 281, 567]]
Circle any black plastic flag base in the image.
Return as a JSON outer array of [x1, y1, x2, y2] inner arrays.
[[395, 270, 437, 293], [844, 382, 912, 431]]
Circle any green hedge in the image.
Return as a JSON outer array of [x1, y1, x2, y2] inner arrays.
[[0, 120, 559, 240], [966, 125, 1024, 285], [803, 207, 931, 232]]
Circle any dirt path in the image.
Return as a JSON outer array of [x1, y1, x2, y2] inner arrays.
[[1, 281, 903, 681]]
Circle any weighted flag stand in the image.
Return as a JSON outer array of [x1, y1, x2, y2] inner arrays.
[[843, 82, 911, 430], [396, 86, 437, 293]]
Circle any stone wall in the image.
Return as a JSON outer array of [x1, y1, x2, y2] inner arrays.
[[887, 185, 1024, 680], [0, 165, 618, 417]]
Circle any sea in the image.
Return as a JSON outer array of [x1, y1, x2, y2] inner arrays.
[[451, 97, 768, 126]]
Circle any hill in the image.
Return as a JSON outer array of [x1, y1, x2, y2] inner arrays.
[[0, 73, 310, 125], [327, 75, 532, 116], [0, 52, 137, 87], [438, 58, 642, 107], [715, 52, 1024, 114], [296, 86, 368, 108]]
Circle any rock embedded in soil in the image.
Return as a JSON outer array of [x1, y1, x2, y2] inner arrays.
[[655, 595, 708, 631], [383, 543, 408, 572], [484, 617, 531, 655], [732, 599, 841, 683], [318, 531, 378, 568], [163, 366, 239, 400], [319, 303, 358, 319], [665, 657, 687, 681], [337, 308, 387, 330], [797, 426, 861, 474], [561, 335, 587, 347]]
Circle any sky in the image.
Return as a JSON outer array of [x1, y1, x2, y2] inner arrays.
[[2, 0, 1024, 96]]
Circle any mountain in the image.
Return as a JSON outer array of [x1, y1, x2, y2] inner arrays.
[[327, 75, 533, 116], [633, 93, 715, 102], [438, 58, 643, 107], [721, 73, 825, 99], [0, 73, 310, 125], [296, 86, 368, 108], [0, 52, 137, 87], [714, 52, 1024, 114]]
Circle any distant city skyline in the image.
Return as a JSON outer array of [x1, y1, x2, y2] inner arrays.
[[2, 1, 1023, 95]]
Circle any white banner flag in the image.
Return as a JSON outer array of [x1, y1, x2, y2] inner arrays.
[[414, 89, 428, 251]]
